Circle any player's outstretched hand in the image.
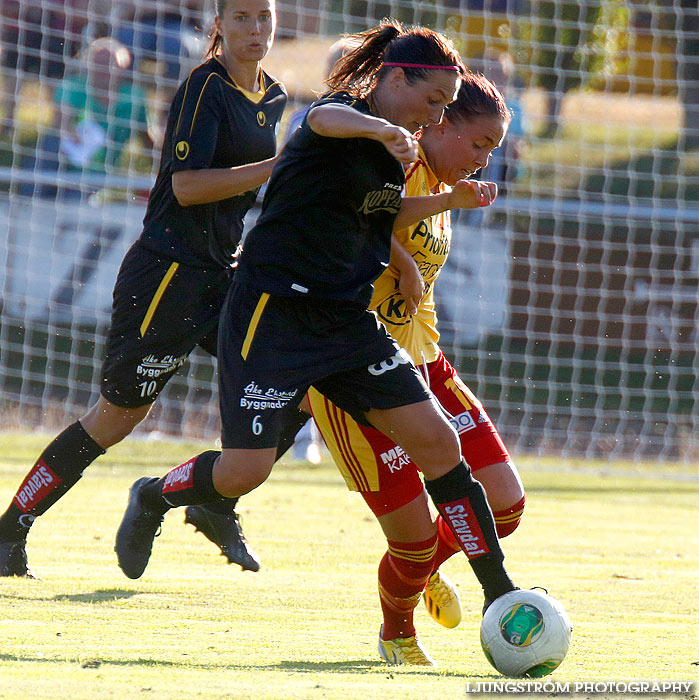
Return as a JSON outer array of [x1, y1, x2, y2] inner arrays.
[[450, 179, 498, 209], [376, 123, 419, 166]]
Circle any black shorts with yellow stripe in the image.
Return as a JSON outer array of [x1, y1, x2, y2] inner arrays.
[[217, 280, 431, 449], [100, 241, 230, 408]]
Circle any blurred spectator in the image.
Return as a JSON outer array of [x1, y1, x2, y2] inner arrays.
[[480, 48, 529, 194], [0, 1, 80, 134], [22, 37, 153, 200], [284, 37, 354, 140], [108, 0, 205, 153], [113, 0, 205, 85]]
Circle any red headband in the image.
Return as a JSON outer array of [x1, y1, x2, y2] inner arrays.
[[382, 62, 461, 71]]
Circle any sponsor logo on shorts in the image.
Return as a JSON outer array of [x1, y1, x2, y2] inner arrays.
[[367, 347, 412, 376], [240, 381, 298, 411], [162, 459, 195, 493], [442, 501, 489, 558], [379, 446, 412, 473], [14, 461, 62, 513], [136, 353, 187, 379], [449, 411, 477, 435]]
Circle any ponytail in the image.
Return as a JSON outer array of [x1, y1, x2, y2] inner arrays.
[[327, 20, 402, 97], [204, 0, 227, 60], [327, 19, 463, 98], [204, 32, 223, 60]]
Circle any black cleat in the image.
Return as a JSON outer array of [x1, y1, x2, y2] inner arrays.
[[114, 477, 164, 579], [483, 586, 521, 615], [0, 540, 35, 577], [185, 505, 260, 572]]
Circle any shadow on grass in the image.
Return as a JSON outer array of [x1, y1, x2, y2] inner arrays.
[[50, 588, 141, 603], [266, 659, 490, 678], [0, 652, 492, 678], [0, 588, 140, 604]]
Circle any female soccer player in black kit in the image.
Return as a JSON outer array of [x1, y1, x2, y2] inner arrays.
[[117, 19, 521, 661], [0, 0, 300, 577]]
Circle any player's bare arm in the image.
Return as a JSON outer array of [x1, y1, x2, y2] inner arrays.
[[390, 235, 424, 316], [307, 104, 418, 165], [172, 156, 280, 207], [393, 179, 498, 231]]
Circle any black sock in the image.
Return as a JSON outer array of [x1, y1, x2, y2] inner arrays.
[[425, 460, 516, 601], [141, 451, 222, 512], [0, 421, 105, 541], [201, 497, 239, 515], [140, 409, 308, 518]]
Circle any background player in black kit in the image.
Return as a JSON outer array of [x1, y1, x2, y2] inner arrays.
[[0, 0, 297, 577], [117, 20, 520, 662]]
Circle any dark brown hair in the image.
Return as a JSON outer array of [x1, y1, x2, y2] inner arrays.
[[327, 19, 464, 98], [444, 70, 512, 126], [204, 0, 227, 60]]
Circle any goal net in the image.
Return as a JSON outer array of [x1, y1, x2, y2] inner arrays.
[[0, 0, 696, 463]]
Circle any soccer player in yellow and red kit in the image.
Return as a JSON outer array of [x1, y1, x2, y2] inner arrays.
[[308, 72, 525, 664]]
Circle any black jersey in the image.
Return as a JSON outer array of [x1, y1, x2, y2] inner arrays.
[[139, 57, 287, 269], [235, 91, 405, 306]]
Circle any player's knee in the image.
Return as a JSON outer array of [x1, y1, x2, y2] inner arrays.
[[214, 451, 274, 498], [471, 460, 526, 538], [412, 418, 461, 470], [493, 493, 526, 538], [101, 418, 141, 445], [80, 401, 150, 449]]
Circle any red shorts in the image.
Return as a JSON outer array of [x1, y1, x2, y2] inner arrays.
[[308, 351, 510, 515]]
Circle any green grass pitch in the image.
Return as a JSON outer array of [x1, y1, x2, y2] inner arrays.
[[0, 433, 697, 700]]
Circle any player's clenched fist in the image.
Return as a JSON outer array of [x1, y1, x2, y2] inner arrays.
[[449, 179, 498, 209], [375, 123, 419, 166]]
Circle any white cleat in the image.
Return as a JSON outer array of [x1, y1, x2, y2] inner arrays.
[[377, 625, 437, 666]]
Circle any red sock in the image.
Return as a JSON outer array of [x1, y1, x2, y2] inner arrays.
[[378, 535, 437, 641], [431, 515, 462, 571], [493, 495, 526, 538]]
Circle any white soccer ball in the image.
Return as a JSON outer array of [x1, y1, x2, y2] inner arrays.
[[480, 588, 572, 678]]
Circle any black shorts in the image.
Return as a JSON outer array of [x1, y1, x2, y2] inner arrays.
[[218, 280, 431, 449], [100, 242, 231, 408]]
